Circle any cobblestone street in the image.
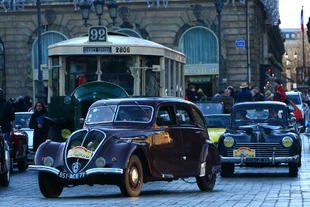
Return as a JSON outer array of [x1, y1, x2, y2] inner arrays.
[[0, 134, 310, 207]]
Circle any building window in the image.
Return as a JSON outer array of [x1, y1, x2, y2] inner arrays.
[[178, 26, 218, 64], [32, 31, 67, 72]]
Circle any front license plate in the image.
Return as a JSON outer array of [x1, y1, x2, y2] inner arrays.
[[233, 147, 255, 157], [58, 172, 86, 180], [245, 157, 270, 163]]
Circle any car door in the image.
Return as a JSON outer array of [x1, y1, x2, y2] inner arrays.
[[149, 104, 183, 176], [175, 104, 207, 176]]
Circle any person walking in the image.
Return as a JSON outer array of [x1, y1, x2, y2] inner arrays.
[[29, 101, 48, 151], [0, 88, 15, 144], [235, 82, 253, 103], [273, 79, 286, 102]]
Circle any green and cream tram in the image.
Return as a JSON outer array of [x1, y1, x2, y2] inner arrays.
[[47, 27, 186, 103]]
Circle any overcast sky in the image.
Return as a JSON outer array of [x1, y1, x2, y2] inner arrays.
[[279, 0, 310, 29]]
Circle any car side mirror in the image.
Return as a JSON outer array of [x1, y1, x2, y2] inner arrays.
[[15, 124, 22, 130]]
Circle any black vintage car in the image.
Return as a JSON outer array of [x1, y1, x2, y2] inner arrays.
[[0, 133, 10, 186], [218, 101, 301, 177], [30, 98, 221, 198]]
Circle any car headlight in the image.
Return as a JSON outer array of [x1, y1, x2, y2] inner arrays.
[[223, 136, 234, 148], [43, 156, 54, 167], [95, 157, 106, 168], [282, 136, 293, 148]]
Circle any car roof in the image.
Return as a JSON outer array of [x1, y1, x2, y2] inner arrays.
[[285, 91, 301, 95], [91, 97, 196, 108], [233, 101, 287, 108]]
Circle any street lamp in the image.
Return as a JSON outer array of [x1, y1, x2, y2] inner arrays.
[[107, 0, 118, 26], [78, 0, 118, 27], [93, 0, 105, 25], [214, 0, 223, 90], [36, 0, 44, 102], [79, 0, 92, 27]]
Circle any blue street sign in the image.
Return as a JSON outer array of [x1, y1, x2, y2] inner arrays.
[[235, 38, 245, 49]]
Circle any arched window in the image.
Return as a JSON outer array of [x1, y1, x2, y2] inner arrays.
[[32, 31, 67, 71], [179, 26, 218, 65], [117, 28, 142, 38]]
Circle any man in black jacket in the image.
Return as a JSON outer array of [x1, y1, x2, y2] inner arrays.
[[0, 88, 15, 144]]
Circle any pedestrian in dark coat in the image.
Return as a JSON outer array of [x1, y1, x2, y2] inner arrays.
[[235, 82, 253, 103], [0, 88, 15, 144], [29, 101, 48, 151]]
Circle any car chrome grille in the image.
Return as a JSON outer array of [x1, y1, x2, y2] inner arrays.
[[227, 143, 290, 157], [65, 129, 106, 173]]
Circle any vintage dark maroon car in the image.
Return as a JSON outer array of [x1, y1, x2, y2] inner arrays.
[[30, 98, 221, 198]]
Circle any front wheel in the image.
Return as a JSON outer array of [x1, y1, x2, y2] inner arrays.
[[0, 148, 10, 187], [119, 155, 143, 197], [38, 172, 63, 198], [196, 172, 216, 192]]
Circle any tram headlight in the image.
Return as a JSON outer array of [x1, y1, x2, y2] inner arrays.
[[282, 136, 293, 148], [223, 137, 235, 148]]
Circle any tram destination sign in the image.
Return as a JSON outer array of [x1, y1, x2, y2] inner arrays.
[[88, 26, 108, 42], [83, 47, 112, 54]]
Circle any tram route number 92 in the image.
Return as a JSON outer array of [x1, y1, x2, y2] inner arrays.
[[88, 26, 107, 42]]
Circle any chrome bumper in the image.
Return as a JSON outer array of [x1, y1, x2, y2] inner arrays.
[[29, 165, 123, 176], [221, 155, 299, 164]]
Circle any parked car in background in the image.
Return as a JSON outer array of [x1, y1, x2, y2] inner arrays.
[[218, 101, 301, 177], [286, 100, 303, 124], [10, 128, 28, 171], [196, 101, 224, 115], [13, 112, 34, 161], [30, 98, 221, 198], [0, 134, 10, 186], [286, 91, 310, 128], [204, 114, 230, 145]]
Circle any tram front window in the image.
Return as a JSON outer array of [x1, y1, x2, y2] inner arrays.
[[66, 56, 134, 95]]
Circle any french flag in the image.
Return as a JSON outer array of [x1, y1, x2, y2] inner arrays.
[[301, 7, 304, 33]]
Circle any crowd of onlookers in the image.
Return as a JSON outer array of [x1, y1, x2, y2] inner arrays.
[[185, 79, 288, 114]]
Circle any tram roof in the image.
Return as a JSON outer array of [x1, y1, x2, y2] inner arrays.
[[48, 34, 186, 63]]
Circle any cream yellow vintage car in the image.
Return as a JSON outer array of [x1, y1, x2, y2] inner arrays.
[[204, 114, 230, 145]]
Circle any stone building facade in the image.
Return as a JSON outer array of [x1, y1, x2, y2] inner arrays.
[[0, 0, 284, 100]]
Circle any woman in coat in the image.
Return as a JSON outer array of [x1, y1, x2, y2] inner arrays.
[[29, 101, 48, 151]]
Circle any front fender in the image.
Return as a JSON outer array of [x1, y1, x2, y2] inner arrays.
[[34, 140, 66, 167]]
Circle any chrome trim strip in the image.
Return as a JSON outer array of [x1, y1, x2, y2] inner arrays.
[[85, 168, 123, 175], [221, 155, 299, 164], [29, 165, 60, 175], [29, 165, 123, 176]]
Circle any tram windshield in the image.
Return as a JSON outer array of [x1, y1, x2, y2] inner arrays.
[[66, 56, 134, 95]]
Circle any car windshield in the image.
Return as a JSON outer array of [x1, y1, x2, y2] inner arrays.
[[85, 105, 153, 124], [232, 106, 287, 127], [205, 115, 230, 128], [286, 94, 301, 105], [13, 113, 32, 128], [85, 105, 117, 124]]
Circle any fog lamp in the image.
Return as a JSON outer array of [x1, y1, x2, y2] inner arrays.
[[43, 156, 54, 167], [223, 137, 234, 148], [282, 136, 293, 148], [95, 157, 106, 168]]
